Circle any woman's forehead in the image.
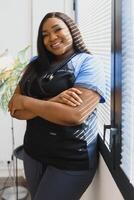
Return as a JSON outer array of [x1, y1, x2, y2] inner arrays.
[[42, 17, 67, 31]]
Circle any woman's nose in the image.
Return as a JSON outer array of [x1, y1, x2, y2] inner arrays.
[[49, 33, 58, 41]]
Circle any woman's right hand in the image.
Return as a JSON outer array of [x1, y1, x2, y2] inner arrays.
[[8, 85, 36, 120], [50, 87, 83, 107]]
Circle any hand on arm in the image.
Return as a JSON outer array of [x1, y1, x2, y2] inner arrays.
[[8, 86, 83, 120], [8, 87, 100, 125], [49, 87, 83, 106]]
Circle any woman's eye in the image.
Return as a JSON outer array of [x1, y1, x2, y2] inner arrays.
[[42, 33, 48, 37], [55, 28, 62, 32]]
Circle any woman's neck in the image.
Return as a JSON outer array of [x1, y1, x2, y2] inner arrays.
[[51, 49, 75, 65]]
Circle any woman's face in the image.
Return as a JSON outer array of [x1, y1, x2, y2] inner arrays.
[[42, 17, 74, 58]]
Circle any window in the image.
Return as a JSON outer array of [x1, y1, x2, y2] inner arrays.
[[75, 0, 134, 199], [121, 0, 134, 187], [75, 0, 112, 148]]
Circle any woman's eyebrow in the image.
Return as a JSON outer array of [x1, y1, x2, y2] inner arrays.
[[42, 24, 62, 33]]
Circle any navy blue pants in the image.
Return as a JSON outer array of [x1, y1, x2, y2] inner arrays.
[[23, 151, 96, 200]]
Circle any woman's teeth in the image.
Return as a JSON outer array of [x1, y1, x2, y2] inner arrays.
[[51, 42, 61, 48]]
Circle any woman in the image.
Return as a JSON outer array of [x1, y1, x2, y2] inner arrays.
[[8, 12, 106, 200]]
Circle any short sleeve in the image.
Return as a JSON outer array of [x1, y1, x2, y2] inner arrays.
[[30, 56, 38, 63], [74, 55, 106, 103]]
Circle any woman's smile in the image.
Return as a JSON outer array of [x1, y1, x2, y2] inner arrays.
[[50, 41, 63, 49]]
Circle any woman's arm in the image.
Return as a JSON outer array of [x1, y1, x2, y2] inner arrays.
[[9, 86, 83, 120], [11, 110, 36, 120], [9, 87, 100, 125], [8, 85, 36, 120]]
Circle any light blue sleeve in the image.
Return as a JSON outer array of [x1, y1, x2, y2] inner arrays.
[[74, 55, 106, 103], [30, 56, 38, 63]]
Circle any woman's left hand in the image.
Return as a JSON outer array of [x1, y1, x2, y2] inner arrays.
[[50, 87, 83, 107], [8, 94, 25, 115]]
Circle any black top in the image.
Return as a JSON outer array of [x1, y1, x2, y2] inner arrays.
[[23, 54, 99, 170]]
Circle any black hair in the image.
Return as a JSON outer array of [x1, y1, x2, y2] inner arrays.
[[20, 12, 90, 94]]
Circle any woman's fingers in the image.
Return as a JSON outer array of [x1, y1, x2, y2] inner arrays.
[[52, 87, 83, 106], [67, 91, 83, 103], [62, 97, 78, 107], [63, 93, 81, 105], [62, 95, 80, 106], [69, 87, 82, 95], [61, 90, 83, 106]]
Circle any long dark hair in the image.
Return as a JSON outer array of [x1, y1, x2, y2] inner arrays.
[[20, 12, 90, 93]]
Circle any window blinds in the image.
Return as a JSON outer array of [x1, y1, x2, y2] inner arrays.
[[75, 0, 112, 147], [121, 0, 134, 186]]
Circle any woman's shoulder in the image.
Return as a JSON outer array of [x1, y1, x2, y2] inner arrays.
[[73, 52, 103, 67], [71, 52, 100, 69], [74, 52, 92, 60], [70, 52, 105, 79], [72, 52, 99, 65], [76, 52, 102, 61], [29, 56, 38, 63]]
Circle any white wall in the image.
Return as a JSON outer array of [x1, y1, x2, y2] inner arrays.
[[0, 0, 74, 168], [0, 0, 31, 56], [0, 0, 31, 163], [81, 155, 124, 200]]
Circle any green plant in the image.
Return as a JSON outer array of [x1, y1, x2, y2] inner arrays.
[[0, 46, 30, 111]]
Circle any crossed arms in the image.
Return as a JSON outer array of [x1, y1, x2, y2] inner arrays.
[[8, 85, 100, 126]]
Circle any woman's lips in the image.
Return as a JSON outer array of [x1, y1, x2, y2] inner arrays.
[[51, 42, 62, 49]]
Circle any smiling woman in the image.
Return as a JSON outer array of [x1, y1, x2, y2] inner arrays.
[[8, 12, 106, 200], [41, 17, 74, 58]]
